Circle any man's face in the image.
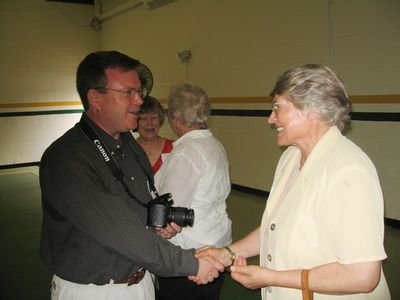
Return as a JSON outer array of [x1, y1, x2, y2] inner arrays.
[[95, 68, 143, 139]]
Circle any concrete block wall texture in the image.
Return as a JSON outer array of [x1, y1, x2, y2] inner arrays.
[[0, 0, 100, 104], [0, 0, 98, 164], [1, 0, 399, 219], [100, 0, 400, 97]]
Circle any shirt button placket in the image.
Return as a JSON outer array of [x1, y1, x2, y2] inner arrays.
[[267, 223, 275, 263]]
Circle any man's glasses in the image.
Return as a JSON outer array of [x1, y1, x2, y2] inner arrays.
[[95, 87, 148, 99]]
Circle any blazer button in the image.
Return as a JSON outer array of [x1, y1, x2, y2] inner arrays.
[[270, 223, 276, 231]]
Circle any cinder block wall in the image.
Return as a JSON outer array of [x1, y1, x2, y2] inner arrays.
[[1, 0, 399, 219]]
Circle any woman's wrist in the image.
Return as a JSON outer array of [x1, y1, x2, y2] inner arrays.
[[301, 269, 313, 300], [223, 246, 237, 266]]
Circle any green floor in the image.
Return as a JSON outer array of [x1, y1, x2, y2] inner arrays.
[[0, 167, 399, 299]]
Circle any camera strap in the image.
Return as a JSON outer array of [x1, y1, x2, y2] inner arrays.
[[124, 137, 160, 199], [79, 117, 154, 208]]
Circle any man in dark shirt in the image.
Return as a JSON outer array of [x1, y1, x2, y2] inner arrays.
[[39, 51, 223, 300]]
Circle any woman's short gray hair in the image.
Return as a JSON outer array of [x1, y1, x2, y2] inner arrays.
[[168, 83, 210, 129], [270, 64, 352, 131]]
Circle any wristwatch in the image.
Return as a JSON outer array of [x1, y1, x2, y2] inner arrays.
[[223, 246, 237, 265]]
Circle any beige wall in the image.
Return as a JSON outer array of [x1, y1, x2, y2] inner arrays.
[[99, 0, 400, 219], [100, 0, 400, 97], [1, 0, 399, 219], [0, 0, 100, 104], [0, 0, 98, 164]]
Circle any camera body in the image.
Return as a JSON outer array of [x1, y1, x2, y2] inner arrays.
[[147, 193, 194, 228]]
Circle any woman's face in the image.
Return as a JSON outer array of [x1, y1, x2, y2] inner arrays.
[[137, 112, 161, 140], [267, 95, 311, 149]]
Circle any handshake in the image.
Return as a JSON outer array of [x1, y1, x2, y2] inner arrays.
[[155, 223, 250, 286], [188, 246, 245, 285]]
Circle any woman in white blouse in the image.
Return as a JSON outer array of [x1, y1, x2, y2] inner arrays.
[[196, 64, 390, 300], [155, 82, 232, 300]]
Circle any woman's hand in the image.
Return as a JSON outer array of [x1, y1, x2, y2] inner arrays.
[[231, 260, 383, 294], [230, 256, 270, 289]]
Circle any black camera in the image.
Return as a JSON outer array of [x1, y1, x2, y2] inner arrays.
[[147, 193, 194, 228]]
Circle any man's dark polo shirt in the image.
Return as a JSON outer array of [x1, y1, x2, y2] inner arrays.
[[39, 113, 197, 285]]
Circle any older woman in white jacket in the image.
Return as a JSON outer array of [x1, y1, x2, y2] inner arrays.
[[196, 64, 390, 300], [154, 82, 232, 300]]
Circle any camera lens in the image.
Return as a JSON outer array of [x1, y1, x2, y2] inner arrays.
[[168, 207, 194, 227]]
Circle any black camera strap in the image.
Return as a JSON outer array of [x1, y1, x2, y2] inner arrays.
[[79, 118, 155, 208], [125, 139, 160, 199]]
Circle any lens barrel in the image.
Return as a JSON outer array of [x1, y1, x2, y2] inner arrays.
[[168, 207, 194, 227]]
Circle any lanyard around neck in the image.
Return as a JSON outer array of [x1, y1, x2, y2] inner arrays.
[[79, 118, 159, 208]]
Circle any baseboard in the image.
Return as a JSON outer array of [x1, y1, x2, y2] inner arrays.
[[0, 161, 40, 170], [231, 183, 269, 198], [0, 169, 398, 228], [385, 218, 400, 229]]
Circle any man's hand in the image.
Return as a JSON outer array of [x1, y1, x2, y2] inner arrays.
[[155, 222, 182, 239], [188, 255, 225, 285], [195, 246, 232, 267]]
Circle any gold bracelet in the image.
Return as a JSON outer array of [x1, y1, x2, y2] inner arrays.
[[223, 246, 236, 266], [301, 269, 313, 300]]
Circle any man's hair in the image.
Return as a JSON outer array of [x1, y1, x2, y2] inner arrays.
[[76, 51, 140, 110]]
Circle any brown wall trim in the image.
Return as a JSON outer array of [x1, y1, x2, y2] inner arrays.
[[349, 95, 400, 103]]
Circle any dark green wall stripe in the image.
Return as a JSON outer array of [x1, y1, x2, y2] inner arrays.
[[1, 108, 400, 121], [211, 109, 400, 121], [350, 112, 400, 122]]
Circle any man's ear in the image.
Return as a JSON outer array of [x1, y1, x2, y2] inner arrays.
[[87, 89, 101, 110]]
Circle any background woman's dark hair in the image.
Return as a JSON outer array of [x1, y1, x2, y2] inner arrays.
[[76, 51, 140, 110], [139, 96, 166, 125]]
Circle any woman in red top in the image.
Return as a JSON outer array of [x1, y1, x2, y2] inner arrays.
[[136, 96, 173, 174]]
